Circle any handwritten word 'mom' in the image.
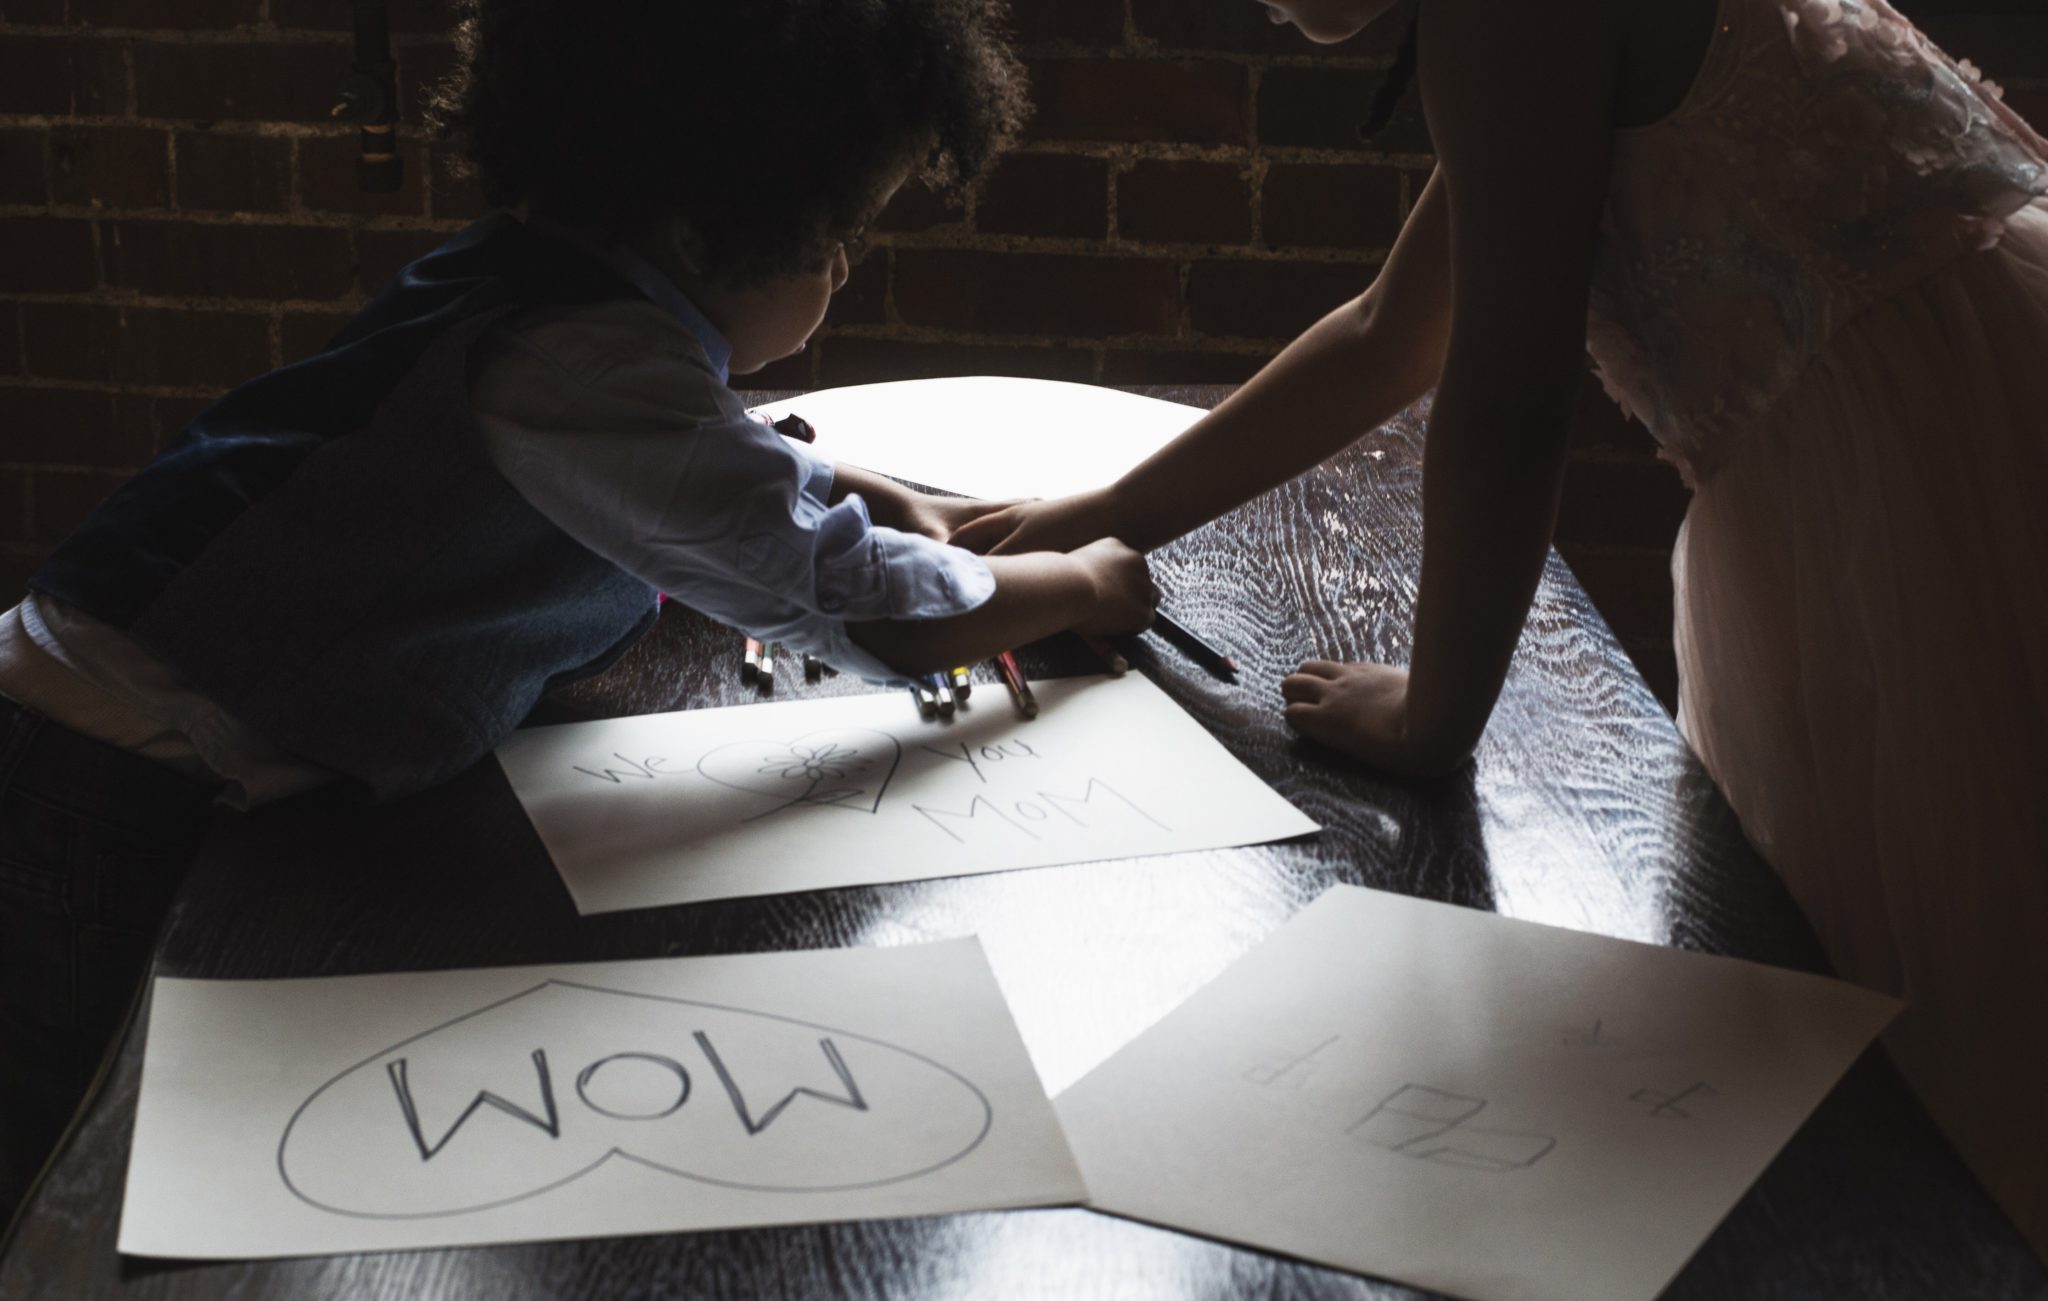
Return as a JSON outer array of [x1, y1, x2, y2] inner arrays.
[[386, 1033, 864, 1162], [912, 778, 1170, 843]]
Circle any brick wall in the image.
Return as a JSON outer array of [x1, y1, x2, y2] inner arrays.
[[3, 0, 2045, 711]]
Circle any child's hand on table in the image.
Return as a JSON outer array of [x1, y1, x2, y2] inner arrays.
[[1280, 661, 1467, 780], [948, 488, 1122, 556]]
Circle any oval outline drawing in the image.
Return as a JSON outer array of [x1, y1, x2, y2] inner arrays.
[[276, 979, 995, 1220]]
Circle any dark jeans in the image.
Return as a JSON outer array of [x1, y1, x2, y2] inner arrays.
[[0, 698, 218, 1230]]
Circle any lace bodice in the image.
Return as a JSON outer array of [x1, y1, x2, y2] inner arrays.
[[1587, 0, 2048, 482]]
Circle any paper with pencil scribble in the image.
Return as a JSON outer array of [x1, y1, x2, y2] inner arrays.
[[496, 673, 1318, 914]]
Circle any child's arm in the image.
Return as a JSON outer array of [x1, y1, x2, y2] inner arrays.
[[1323, 0, 1621, 773], [845, 538, 1155, 676], [951, 168, 1453, 557], [826, 462, 1016, 543]]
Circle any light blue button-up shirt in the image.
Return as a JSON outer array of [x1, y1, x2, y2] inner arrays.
[[471, 222, 995, 682]]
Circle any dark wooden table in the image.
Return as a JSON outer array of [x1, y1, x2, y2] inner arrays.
[[2, 387, 2040, 1300]]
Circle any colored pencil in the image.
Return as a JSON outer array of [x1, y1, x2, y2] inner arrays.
[[950, 665, 973, 700], [758, 641, 777, 692], [1149, 608, 1237, 679], [742, 637, 762, 683], [995, 651, 1039, 718]]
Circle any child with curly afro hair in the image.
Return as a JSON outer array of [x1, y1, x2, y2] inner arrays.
[[0, 0, 1160, 1225]]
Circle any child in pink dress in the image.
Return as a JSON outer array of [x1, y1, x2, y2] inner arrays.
[[958, 0, 2048, 1254]]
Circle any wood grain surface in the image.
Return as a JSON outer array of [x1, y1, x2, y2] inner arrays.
[[1, 388, 2039, 1300]]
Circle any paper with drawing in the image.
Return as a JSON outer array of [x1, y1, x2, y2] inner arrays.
[[496, 673, 1318, 915], [119, 938, 1082, 1259], [749, 376, 1206, 501], [1056, 886, 1900, 1301]]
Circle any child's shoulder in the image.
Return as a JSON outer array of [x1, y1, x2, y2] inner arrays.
[[474, 298, 722, 400]]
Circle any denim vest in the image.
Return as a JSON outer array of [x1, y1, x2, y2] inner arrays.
[[31, 216, 661, 799]]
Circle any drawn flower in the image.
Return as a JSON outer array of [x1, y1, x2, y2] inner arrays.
[[760, 741, 859, 782]]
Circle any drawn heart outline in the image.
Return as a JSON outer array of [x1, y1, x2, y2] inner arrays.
[[695, 728, 903, 817]]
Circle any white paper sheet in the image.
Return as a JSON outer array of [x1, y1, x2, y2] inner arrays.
[[748, 376, 1205, 500], [497, 673, 1318, 915], [1056, 886, 1900, 1301], [119, 938, 1082, 1260]]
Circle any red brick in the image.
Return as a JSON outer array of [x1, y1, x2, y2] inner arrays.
[[1025, 57, 1250, 145], [1131, 0, 1301, 55], [0, 549, 36, 605], [124, 394, 214, 452], [1919, 17, 2048, 81], [271, 0, 463, 33], [0, 387, 114, 465], [21, 303, 117, 381], [0, 35, 127, 116], [30, 468, 129, 542], [0, 303, 20, 377], [49, 125, 171, 210], [1262, 162, 1404, 250], [0, 129, 44, 206], [1257, 65, 1432, 154], [1012, 0, 1124, 46], [0, 473, 28, 541], [1118, 159, 1252, 245], [827, 255, 886, 328], [396, 38, 459, 123], [174, 130, 291, 213], [1555, 456, 1690, 551], [74, 0, 259, 27], [113, 306, 273, 388], [428, 148, 489, 221], [355, 226, 451, 297], [815, 336, 1094, 386], [1, 0, 68, 22], [876, 178, 965, 234], [976, 153, 1108, 239], [134, 41, 343, 124], [1186, 257, 1372, 338], [0, 218, 99, 293], [895, 250, 1180, 337], [1101, 348, 1265, 384], [299, 133, 429, 217], [281, 309, 357, 362], [107, 220, 355, 301]]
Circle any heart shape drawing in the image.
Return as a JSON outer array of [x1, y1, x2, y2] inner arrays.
[[695, 728, 903, 819]]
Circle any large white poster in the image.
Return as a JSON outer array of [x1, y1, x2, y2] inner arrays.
[[497, 673, 1318, 915], [121, 939, 1083, 1260], [1057, 886, 1900, 1301]]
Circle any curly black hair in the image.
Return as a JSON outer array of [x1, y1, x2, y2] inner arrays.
[[429, 0, 1029, 283]]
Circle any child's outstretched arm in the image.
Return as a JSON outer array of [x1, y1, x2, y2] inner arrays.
[[1284, 0, 1621, 774], [846, 539, 1156, 675], [951, 168, 1453, 557]]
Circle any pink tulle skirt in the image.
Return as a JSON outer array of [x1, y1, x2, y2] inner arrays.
[[1676, 196, 2048, 1251]]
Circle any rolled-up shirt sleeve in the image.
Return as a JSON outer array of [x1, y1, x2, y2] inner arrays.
[[471, 311, 993, 683]]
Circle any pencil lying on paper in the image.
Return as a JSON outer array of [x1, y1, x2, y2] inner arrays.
[[1149, 608, 1237, 680], [932, 675, 957, 718], [908, 680, 937, 718], [1081, 634, 1128, 677], [994, 651, 1039, 718], [742, 637, 763, 684], [950, 665, 973, 700]]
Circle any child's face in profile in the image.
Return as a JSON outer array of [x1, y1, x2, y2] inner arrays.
[[1254, 0, 1398, 44]]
